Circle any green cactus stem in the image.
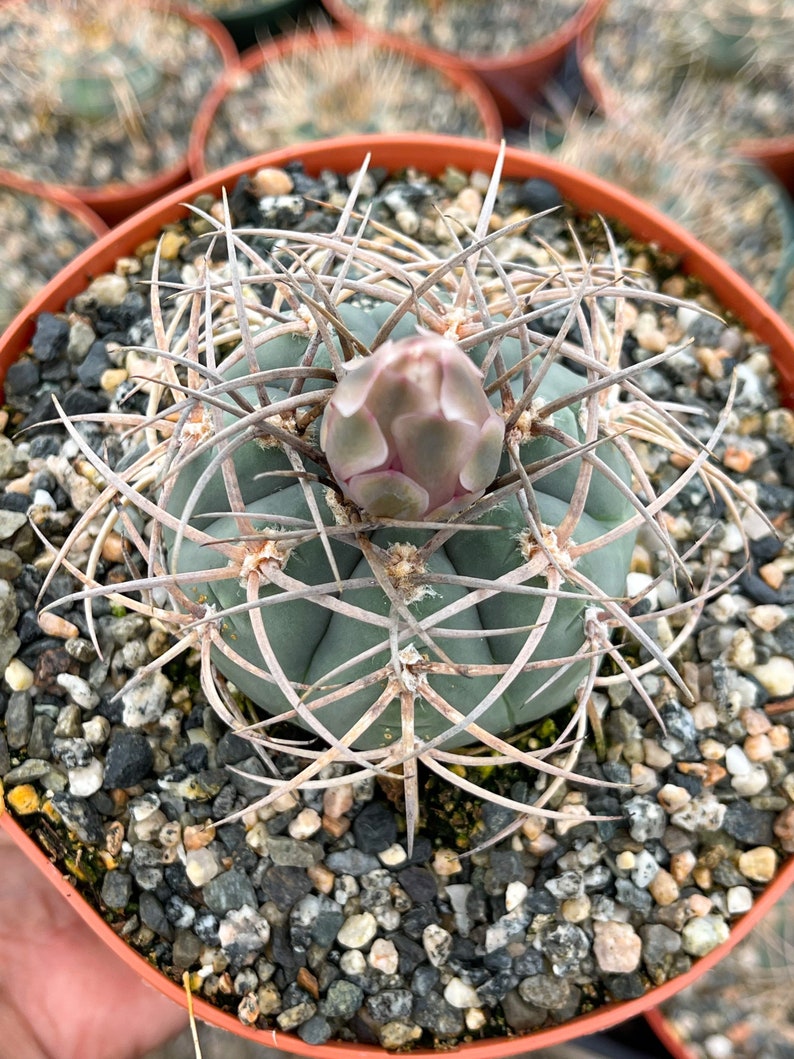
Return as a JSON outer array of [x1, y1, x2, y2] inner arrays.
[[43, 150, 762, 847]]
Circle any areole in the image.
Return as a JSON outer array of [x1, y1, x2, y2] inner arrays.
[[1, 135, 793, 1057]]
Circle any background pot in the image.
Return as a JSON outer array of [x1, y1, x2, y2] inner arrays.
[[319, 0, 607, 127], [645, 1010, 695, 1059], [1, 135, 794, 1056], [192, 0, 312, 51], [0, 169, 107, 334], [576, 7, 794, 198], [188, 28, 502, 178], [0, 1, 238, 226]]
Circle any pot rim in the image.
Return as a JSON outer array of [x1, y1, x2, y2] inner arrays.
[[187, 26, 503, 179], [645, 1008, 697, 1059], [1, 132, 794, 1057], [319, 0, 606, 74], [0, 167, 109, 239]]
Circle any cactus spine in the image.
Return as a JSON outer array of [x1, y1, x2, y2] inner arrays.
[[45, 149, 758, 847]]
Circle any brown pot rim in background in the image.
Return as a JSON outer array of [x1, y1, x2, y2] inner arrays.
[[645, 1008, 698, 1059], [1, 134, 793, 1057], [187, 27, 503, 179], [0, 166, 109, 240], [319, 0, 608, 126]]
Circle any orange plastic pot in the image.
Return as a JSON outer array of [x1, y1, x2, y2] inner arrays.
[[0, 168, 108, 241], [645, 1009, 697, 1059], [319, 0, 607, 127], [1, 135, 794, 1056], [188, 28, 502, 178], [0, 1, 238, 226]]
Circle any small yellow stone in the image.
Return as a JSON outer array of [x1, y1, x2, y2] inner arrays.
[[250, 166, 294, 197], [307, 863, 335, 894], [158, 230, 190, 260], [101, 532, 126, 564], [670, 850, 696, 885], [100, 368, 129, 393], [758, 562, 785, 590], [4, 657, 34, 692], [7, 784, 41, 814], [648, 868, 680, 907], [738, 846, 778, 883], [433, 848, 463, 876], [183, 822, 215, 850]]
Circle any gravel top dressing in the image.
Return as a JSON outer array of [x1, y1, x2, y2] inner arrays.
[[1, 161, 793, 1051]]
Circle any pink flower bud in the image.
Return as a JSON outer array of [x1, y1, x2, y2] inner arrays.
[[321, 334, 505, 520]]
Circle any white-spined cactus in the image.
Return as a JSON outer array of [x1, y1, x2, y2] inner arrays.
[[44, 150, 759, 848]]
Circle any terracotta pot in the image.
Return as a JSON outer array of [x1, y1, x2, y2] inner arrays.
[[645, 1009, 696, 1059], [1, 134, 794, 1057], [0, 169, 108, 241], [198, 0, 312, 51], [188, 28, 502, 178], [0, 168, 108, 332], [576, 14, 794, 198], [0, 1, 238, 226], [319, 0, 607, 127]]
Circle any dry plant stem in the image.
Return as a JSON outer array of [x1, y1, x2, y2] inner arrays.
[[39, 149, 765, 853]]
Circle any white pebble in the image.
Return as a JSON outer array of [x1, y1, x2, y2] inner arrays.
[[337, 912, 378, 950], [505, 880, 528, 911], [751, 656, 794, 697], [68, 758, 104, 797], [185, 848, 221, 887], [704, 1034, 734, 1059], [82, 715, 111, 746], [444, 977, 481, 1009], [339, 949, 367, 976], [56, 673, 100, 710], [367, 937, 399, 975], [288, 808, 322, 840], [3, 658, 33, 691], [726, 886, 754, 915], [423, 923, 453, 966], [378, 843, 408, 868], [731, 765, 769, 797], [725, 745, 751, 776]]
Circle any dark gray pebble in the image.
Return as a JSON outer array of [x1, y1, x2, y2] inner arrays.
[[50, 791, 105, 844], [352, 800, 397, 853], [202, 869, 258, 916]]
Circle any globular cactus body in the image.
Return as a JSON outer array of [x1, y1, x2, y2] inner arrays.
[[46, 153, 754, 836], [167, 302, 635, 751]]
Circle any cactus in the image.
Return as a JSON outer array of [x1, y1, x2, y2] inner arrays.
[[201, 31, 490, 170], [665, 0, 794, 78], [44, 151, 759, 847], [6, 0, 176, 129]]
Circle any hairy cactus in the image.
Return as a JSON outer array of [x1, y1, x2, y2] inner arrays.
[[45, 150, 759, 846], [666, 0, 794, 77], [6, 0, 175, 127]]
